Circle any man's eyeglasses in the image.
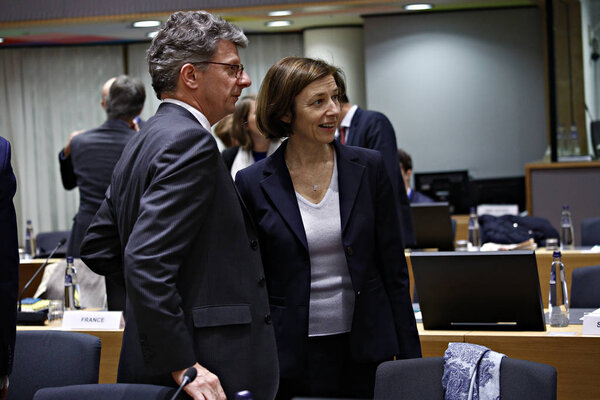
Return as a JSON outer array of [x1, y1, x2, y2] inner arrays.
[[195, 62, 244, 79]]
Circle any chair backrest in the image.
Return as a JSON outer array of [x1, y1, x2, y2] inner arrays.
[[35, 230, 70, 258], [33, 384, 181, 400], [581, 217, 600, 246], [374, 356, 556, 400], [374, 357, 444, 399], [499, 358, 557, 400], [9, 331, 101, 400], [570, 265, 600, 308]]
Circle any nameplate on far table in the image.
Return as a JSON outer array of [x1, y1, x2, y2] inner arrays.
[[62, 310, 124, 330], [582, 308, 600, 335]]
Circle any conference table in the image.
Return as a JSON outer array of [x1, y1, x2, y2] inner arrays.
[[17, 250, 600, 398], [418, 322, 600, 400], [18, 320, 599, 399], [406, 248, 600, 399]]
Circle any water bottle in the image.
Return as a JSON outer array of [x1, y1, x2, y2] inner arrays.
[[560, 205, 574, 249], [235, 391, 253, 400], [568, 123, 580, 156], [549, 251, 569, 327], [467, 207, 481, 250], [24, 219, 35, 259], [64, 256, 81, 310]]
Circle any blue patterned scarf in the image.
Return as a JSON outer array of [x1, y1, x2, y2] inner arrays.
[[442, 342, 506, 400]]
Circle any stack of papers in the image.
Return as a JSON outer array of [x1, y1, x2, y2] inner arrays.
[[480, 238, 537, 251], [20, 298, 50, 312]]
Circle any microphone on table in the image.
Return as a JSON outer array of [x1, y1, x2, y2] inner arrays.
[[170, 367, 197, 400], [17, 238, 67, 325]]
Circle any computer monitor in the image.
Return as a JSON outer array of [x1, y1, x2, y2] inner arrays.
[[413, 170, 471, 214], [409, 203, 455, 251], [411, 250, 545, 331], [472, 176, 525, 212]]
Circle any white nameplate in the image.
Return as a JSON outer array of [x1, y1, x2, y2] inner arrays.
[[582, 309, 600, 335], [477, 204, 519, 217], [62, 310, 124, 330]]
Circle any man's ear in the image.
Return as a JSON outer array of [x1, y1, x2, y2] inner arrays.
[[180, 63, 199, 90]]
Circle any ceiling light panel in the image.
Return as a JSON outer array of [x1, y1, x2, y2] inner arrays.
[[268, 10, 292, 17], [404, 4, 433, 11], [132, 20, 161, 28], [265, 20, 292, 27]]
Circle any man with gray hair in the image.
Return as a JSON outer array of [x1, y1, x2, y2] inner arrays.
[[81, 11, 278, 400], [59, 75, 145, 310]]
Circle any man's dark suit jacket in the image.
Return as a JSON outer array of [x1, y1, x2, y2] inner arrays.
[[80, 103, 278, 400], [235, 140, 421, 379], [342, 107, 416, 247], [59, 119, 136, 259], [0, 137, 18, 379]]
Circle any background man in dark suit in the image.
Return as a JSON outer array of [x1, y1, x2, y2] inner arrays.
[[398, 148, 434, 204], [336, 78, 416, 247], [59, 76, 118, 174], [59, 75, 145, 311], [80, 11, 278, 400], [0, 137, 18, 400]]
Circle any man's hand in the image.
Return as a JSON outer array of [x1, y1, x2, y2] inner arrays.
[[0, 375, 8, 400], [62, 129, 85, 157], [172, 362, 226, 400]]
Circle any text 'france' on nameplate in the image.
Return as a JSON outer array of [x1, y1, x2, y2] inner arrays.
[[62, 310, 124, 330]]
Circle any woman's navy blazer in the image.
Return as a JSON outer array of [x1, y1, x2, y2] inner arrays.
[[235, 139, 421, 378]]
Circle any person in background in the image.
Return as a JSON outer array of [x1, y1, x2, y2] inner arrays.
[[336, 76, 415, 247], [235, 57, 421, 400], [60, 76, 143, 161], [58, 77, 116, 187], [80, 11, 278, 400], [213, 114, 235, 148], [58, 75, 145, 311], [397, 148, 434, 203], [222, 94, 282, 178], [0, 137, 18, 400]]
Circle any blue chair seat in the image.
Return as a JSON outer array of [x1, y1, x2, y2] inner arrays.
[[33, 383, 182, 400], [581, 217, 600, 246], [35, 230, 70, 258], [10, 331, 101, 400], [570, 265, 600, 308]]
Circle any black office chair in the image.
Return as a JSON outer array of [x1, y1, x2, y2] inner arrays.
[[35, 230, 70, 258], [570, 265, 600, 308], [581, 217, 600, 246], [33, 384, 183, 400], [9, 331, 101, 400], [374, 356, 557, 400]]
